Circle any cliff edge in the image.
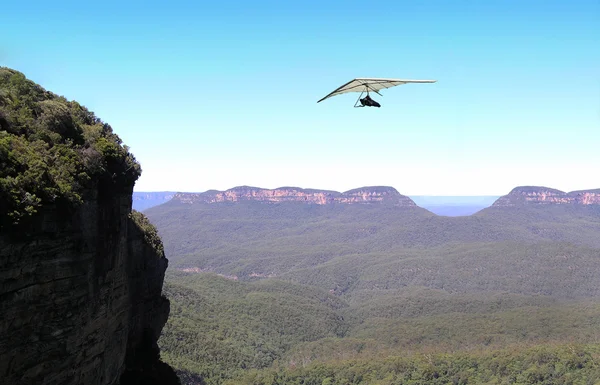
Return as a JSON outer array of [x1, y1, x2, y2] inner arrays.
[[0, 68, 179, 384], [492, 186, 600, 207], [172, 185, 417, 206]]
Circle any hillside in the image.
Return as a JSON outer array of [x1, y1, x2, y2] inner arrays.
[[226, 343, 600, 385], [159, 272, 600, 384], [145, 187, 600, 298], [160, 272, 347, 381]]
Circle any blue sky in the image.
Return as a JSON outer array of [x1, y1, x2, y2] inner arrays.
[[3, 0, 599, 195]]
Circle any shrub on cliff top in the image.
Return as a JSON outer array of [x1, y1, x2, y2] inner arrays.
[[130, 210, 166, 258], [0, 67, 142, 231]]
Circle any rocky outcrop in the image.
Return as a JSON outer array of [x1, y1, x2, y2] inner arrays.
[[172, 186, 417, 206], [339, 187, 416, 205], [492, 186, 600, 207]]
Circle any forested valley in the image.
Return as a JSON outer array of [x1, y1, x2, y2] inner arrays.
[[145, 198, 600, 384]]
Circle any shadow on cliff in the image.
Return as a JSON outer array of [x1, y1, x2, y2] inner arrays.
[[119, 213, 185, 385], [119, 329, 182, 385]]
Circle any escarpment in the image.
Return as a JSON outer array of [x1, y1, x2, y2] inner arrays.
[[172, 185, 418, 206], [492, 186, 600, 207], [0, 68, 179, 384]]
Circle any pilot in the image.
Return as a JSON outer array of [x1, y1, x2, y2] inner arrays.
[[360, 94, 381, 108]]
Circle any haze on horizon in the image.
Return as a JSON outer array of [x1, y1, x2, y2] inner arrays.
[[3, 0, 598, 196]]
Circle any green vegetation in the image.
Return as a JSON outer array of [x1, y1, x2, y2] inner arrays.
[[146, 201, 600, 268], [0, 67, 141, 231], [159, 272, 347, 382], [227, 344, 600, 385], [130, 210, 166, 257], [158, 272, 600, 384], [145, 201, 600, 299], [150, 198, 600, 384]]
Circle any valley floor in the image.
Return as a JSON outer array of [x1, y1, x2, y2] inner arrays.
[[159, 272, 600, 385]]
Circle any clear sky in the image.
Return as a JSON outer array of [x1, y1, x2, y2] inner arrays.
[[3, 0, 599, 195]]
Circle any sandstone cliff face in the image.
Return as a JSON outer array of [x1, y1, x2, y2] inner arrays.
[[0, 187, 171, 385], [492, 186, 600, 207], [173, 186, 417, 206]]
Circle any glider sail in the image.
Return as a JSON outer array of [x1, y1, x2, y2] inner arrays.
[[317, 78, 437, 106]]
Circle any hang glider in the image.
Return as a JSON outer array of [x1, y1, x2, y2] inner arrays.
[[317, 78, 437, 108]]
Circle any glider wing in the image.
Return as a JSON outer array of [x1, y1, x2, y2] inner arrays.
[[317, 78, 437, 103]]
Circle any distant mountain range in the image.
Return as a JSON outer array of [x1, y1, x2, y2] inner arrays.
[[133, 185, 600, 215], [169, 186, 417, 206], [133, 191, 178, 211]]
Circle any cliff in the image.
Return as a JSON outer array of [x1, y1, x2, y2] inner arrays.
[[492, 186, 600, 207], [172, 186, 417, 206], [0, 68, 178, 384]]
